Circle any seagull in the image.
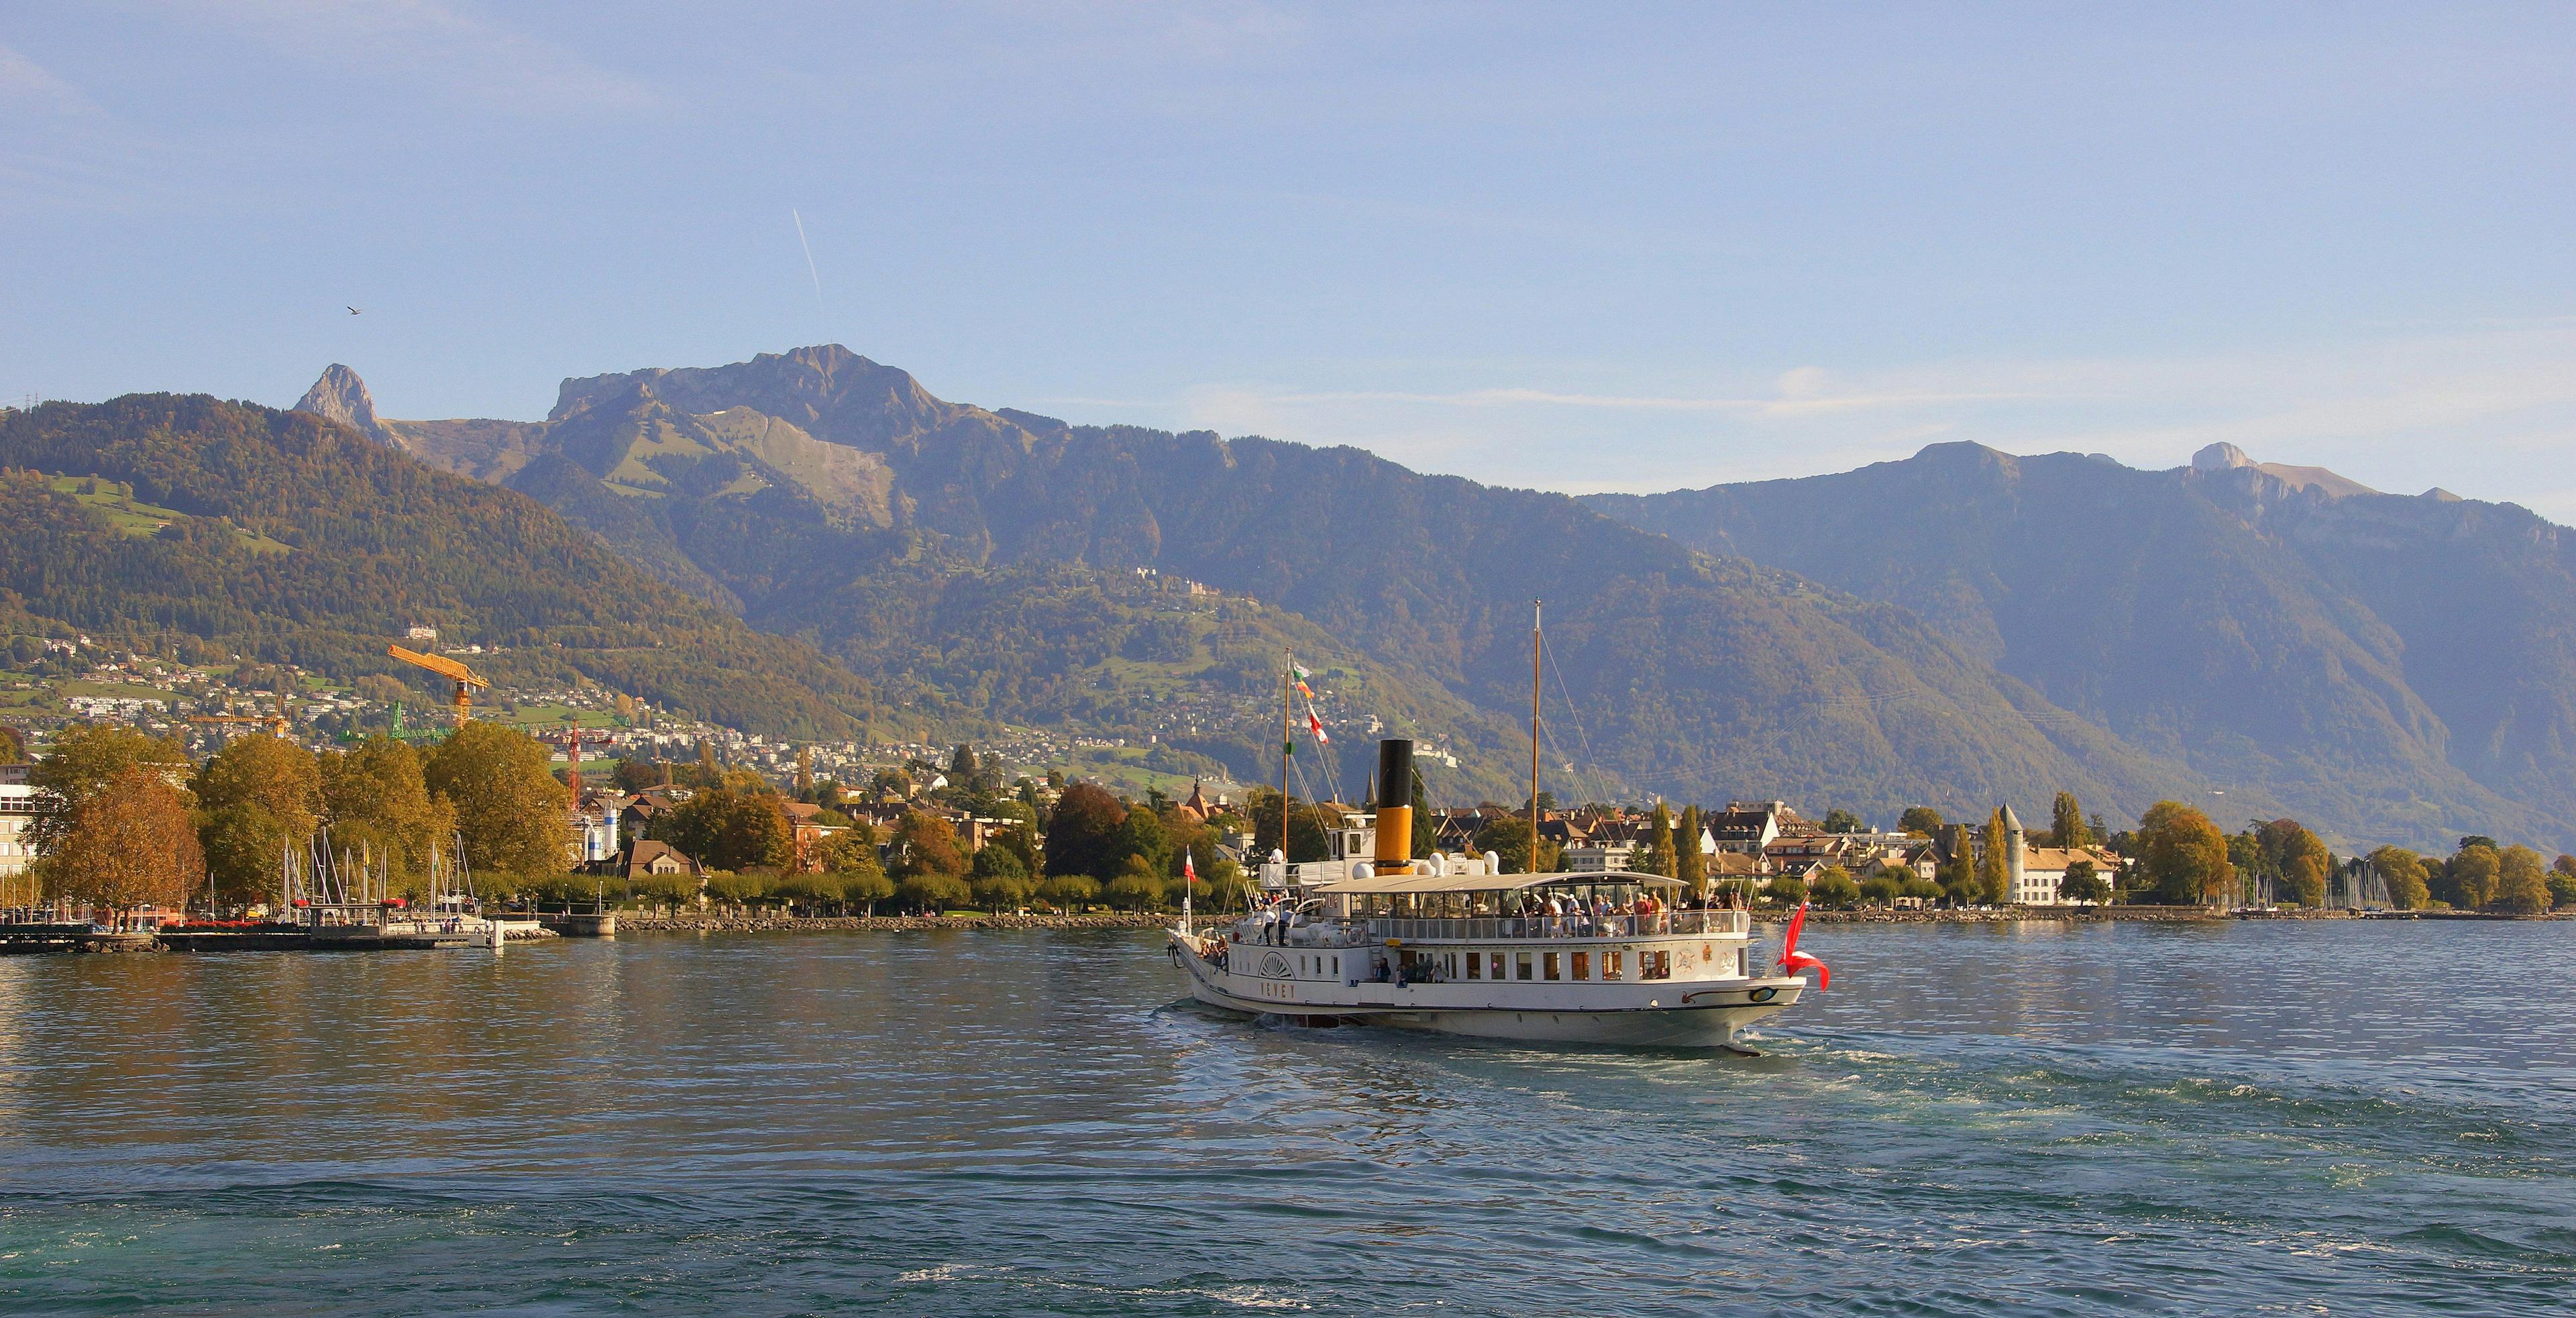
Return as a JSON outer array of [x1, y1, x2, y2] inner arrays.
[[347, 306, 363, 315]]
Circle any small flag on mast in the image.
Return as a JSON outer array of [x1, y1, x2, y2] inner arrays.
[[1307, 710, 1329, 744]]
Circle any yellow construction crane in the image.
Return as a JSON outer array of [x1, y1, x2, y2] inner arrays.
[[387, 644, 490, 723]]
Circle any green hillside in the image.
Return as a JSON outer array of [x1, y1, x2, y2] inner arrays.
[[378, 346, 2221, 823], [0, 395, 880, 740]]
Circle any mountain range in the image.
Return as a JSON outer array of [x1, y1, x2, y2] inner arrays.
[[305, 346, 2218, 829], [14, 342, 2559, 853]]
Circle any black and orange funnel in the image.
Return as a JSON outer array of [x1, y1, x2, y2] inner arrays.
[[1375, 738, 1415, 873]]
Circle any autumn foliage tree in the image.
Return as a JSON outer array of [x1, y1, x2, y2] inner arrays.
[[194, 734, 323, 907], [2137, 801, 2235, 906], [423, 721, 572, 877], [44, 765, 202, 909]]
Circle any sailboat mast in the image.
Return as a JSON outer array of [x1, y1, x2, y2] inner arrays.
[[1529, 599, 1542, 876], [1279, 650, 1294, 867]]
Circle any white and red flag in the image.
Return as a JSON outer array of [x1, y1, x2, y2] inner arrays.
[[1777, 901, 1831, 990]]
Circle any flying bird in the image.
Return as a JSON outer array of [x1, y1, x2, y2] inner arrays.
[[347, 306, 362, 315]]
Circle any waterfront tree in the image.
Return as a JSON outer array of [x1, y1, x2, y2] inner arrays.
[[1977, 809, 2011, 905], [193, 734, 324, 907], [1809, 865, 1860, 909], [969, 843, 1033, 911], [1898, 806, 1945, 838], [1045, 782, 1130, 879], [1115, 804, 1171, 880], [2551, 855, 2576, 910], [321, 736, 453, 897], [1675, 805, 1706, 893], [1105, 854, 1165, 911], [2136, 801, 2235, 906], [661, 784, 794, 873], [2059, 858, 2106, 904], [2496, 845, 2550, 915], [26, 725, 192, 857], [2447, 843, 2500, 909], [2367, 846, 2430, 911], [1766, 873, 1807, 907], [423, 721, 572, 877], [2050, 792, 2086, 848], [1635, 802, 1677, 878], [888, 811, 969, 913], [42, 764, 202, 910], [1036, 872, 1099, 913]]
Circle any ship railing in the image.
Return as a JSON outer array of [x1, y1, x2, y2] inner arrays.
[[1361, 910, 1750, 942]]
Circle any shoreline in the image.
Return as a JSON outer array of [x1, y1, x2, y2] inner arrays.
[[609, 906, 2560, 935]]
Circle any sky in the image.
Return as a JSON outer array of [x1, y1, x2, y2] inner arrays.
[[5, 3, 2574, 513]]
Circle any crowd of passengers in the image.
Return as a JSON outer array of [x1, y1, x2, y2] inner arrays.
[[1236, 884, 1753, 947]]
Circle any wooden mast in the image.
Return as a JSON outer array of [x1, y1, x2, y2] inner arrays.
[[1279, 649, 1294, 870], [1529, 600, 1542, 875]]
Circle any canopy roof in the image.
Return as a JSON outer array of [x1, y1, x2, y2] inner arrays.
[[1307, 868, 1685, 897]]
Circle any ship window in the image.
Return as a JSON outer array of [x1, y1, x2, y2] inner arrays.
[[1490, 952, 1505, 980], [1332, 956, 1340, 976], [1572, 951, 1590, 980], [1517, 952, 1533, 980], [1466, 952, 1481, 979], [1643, 951, 1670, 980], [1603, 951, 1622, 980], [1544, 952, 1560, 981]]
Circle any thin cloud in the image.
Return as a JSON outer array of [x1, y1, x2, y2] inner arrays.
[[0, 42, 92, 116], [168, 0, 655, 113]]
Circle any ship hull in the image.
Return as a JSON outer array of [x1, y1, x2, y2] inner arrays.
[[1171, 929, 1801, 1049]]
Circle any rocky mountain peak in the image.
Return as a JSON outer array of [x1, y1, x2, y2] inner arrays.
[[292, 364, 391, 444], [2192, 442, 2253, 472]]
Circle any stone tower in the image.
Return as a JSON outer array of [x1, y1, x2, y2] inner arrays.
[[1999, 803, 2027, 897]]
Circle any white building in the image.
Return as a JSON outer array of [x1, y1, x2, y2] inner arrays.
[[0, 772, 40, 889]]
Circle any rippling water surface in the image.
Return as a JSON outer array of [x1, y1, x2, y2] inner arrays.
[[0, 920, 2571, 1314]]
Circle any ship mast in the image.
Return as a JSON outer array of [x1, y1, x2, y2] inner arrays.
[[1279, 648, 1294, 872], [1529, 600, 1542, 876]]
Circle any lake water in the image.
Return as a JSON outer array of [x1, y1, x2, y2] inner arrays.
[[0, 920, 2570, 1315]]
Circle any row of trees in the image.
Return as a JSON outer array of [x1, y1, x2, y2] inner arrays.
[[25, 722, 572, 910]]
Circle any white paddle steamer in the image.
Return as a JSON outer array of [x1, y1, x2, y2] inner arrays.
[[1169, 728, 1819, 1049]]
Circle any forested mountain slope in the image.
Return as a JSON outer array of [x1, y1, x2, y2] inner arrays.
[[1587, 442, 2575, 851], [371, 346, 2224, 821], [0, 394, 878, 740]]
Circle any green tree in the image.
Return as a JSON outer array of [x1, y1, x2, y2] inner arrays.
[[195, 735, 324, 908], [969, 843, 1033, 911], [1115, 805, 1171, 880], [1819, 808, 1863, 834], [1635, 801, 1677, 878], [1809, 864, 1860, 909], [423, 721, 571, 877], [2050, 791, 2086, 848], [2368, 846, 2429, 910], [1766, 873, 1807, 907], [2496, 845, 2550, 915], [1036, 872, 1099, 913], [1044, 782, 1130, 879], [1104, 853, 1165, 911], [1472, 813, 1560, 874], [2449, 843, 2501, 909], [2137, 801, 2235, 906], [1858, 872, 1900, 906], [41, 764, 202, 909], [1977, 808, 2011, 905], [322, 736, 453, 897], [2550, 855, 2576, 911], [661, 785, 794, 872], [1898, 806, 1945, 838], [1675, 804, 1706, 893], [2059, 857, 2106, 904], [0, 725, 23, 763]]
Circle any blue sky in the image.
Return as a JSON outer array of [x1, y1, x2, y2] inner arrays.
[[5, 3, 2573, 513]]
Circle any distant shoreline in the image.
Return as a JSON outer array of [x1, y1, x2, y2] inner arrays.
[[608, 907, 2559, 935]]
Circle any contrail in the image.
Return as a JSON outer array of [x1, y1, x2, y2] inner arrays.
[[790, 207, 825, 321]]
